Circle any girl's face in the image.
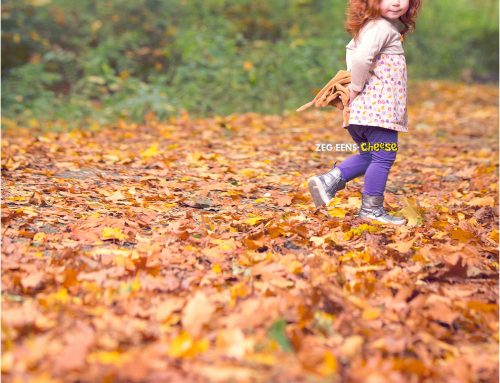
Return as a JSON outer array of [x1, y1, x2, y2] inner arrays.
[[379, 0, 410, 20]]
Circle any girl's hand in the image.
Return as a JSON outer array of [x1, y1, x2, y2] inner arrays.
[[348, 85, 360, 106]]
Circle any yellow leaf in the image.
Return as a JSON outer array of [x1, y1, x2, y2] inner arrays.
[[318, 350, 338, 376], [489, 229, 498, 243], [28, 119, 40, 129], [87, 350, 129, 365], [244, 214, 267, 225], [102, 150, 121, 163], [466, 196, 494, 207], [105, 190, 126, 202], [247, 352, 277, 366], [33, 232, 46, 242], [16, 207, 38, 217], [141, 144, 160, 159], [254, 197, 271, 203], [212, 264, 222, 274], [212, 238, 237, 251], [239, 168, 259, 178], [30, 0, 51, 6], [101, 227, 127, 241], [285, 260, 303, 274], [1, 352, 13, 374], [412, 251, 429, 263], [88, 75, 106, 85], [130, 277, 141, 292], [339, 335, 364, 361], [230, 282, 249, 301], [327, 197, 342, 206], [339, 250, 370, 263], [189, 338, 209, 356], [91, 20, 103, 32], [168, 330, 209, 358], [225, 189, 242, 197], [186, 152, 203, 164], [467, 301, 498, 313], [7, 196, 28, 202], [327, 207, 346, 218], [450, 228, 474, 242], [362, 307, 381, 320], [119, 70, 130, 79], [40, 287, 69, 307], [243, 61, 254, 71], [114, 255, 136, 270], [344, 224, 379, 240], [400, 196, 422, 226]]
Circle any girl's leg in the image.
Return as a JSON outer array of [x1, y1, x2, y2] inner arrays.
[[307, 124, 370, 207], [363, 126, 398, 196], [336, 124, 372, 181]]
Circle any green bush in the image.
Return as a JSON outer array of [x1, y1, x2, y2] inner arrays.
[[2, 0, 498, 129]]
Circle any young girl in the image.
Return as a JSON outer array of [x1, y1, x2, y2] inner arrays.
[[308, 0, 422, 225]]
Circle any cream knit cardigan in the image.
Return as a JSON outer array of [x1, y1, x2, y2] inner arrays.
[[346, 17, 405, 93]]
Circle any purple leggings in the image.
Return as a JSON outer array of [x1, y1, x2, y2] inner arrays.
[[337, 124, 398, 196]]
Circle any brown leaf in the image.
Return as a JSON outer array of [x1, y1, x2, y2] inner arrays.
[[29, 191, 49, 206], [20, 272, 44, 291], [52, 321, 95, 373], [155, 297, 185, 322], [182, 291, 216, 337]]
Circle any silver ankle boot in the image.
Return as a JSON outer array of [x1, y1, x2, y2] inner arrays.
[[308, 164, 346, 207], [358, 192, 406, 225]]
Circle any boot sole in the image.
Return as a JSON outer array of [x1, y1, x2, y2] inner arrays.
[[307, 176, 330, 207], [358, 213, 406, 225]]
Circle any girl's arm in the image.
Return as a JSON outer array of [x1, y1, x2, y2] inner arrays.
[[348, 85, 360, 106], [350, 21, 391, 92]]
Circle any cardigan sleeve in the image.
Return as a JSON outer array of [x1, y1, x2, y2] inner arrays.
[[345, 39, 355, 72], [349, 21, 392, 92]]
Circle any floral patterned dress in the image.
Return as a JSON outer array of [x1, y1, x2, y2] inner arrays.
[[347, 53, 408, 132]]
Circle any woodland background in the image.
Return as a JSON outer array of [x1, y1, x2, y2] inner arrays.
[[1, 1, 499, 382], [2, 0, 499, 130]]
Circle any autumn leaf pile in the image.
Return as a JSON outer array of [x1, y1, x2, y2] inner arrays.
[[2, 80, 498, 383]]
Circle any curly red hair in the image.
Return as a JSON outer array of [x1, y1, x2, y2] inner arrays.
[[345, 0, 422, 42]]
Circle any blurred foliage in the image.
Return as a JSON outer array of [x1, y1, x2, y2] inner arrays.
[[2, 0, 498, 129]]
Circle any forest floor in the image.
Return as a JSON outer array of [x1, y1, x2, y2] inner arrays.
[[2, 80, 499, 382]]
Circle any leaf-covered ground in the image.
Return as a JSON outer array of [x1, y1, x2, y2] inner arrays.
[[2, 80, 499, 383]]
